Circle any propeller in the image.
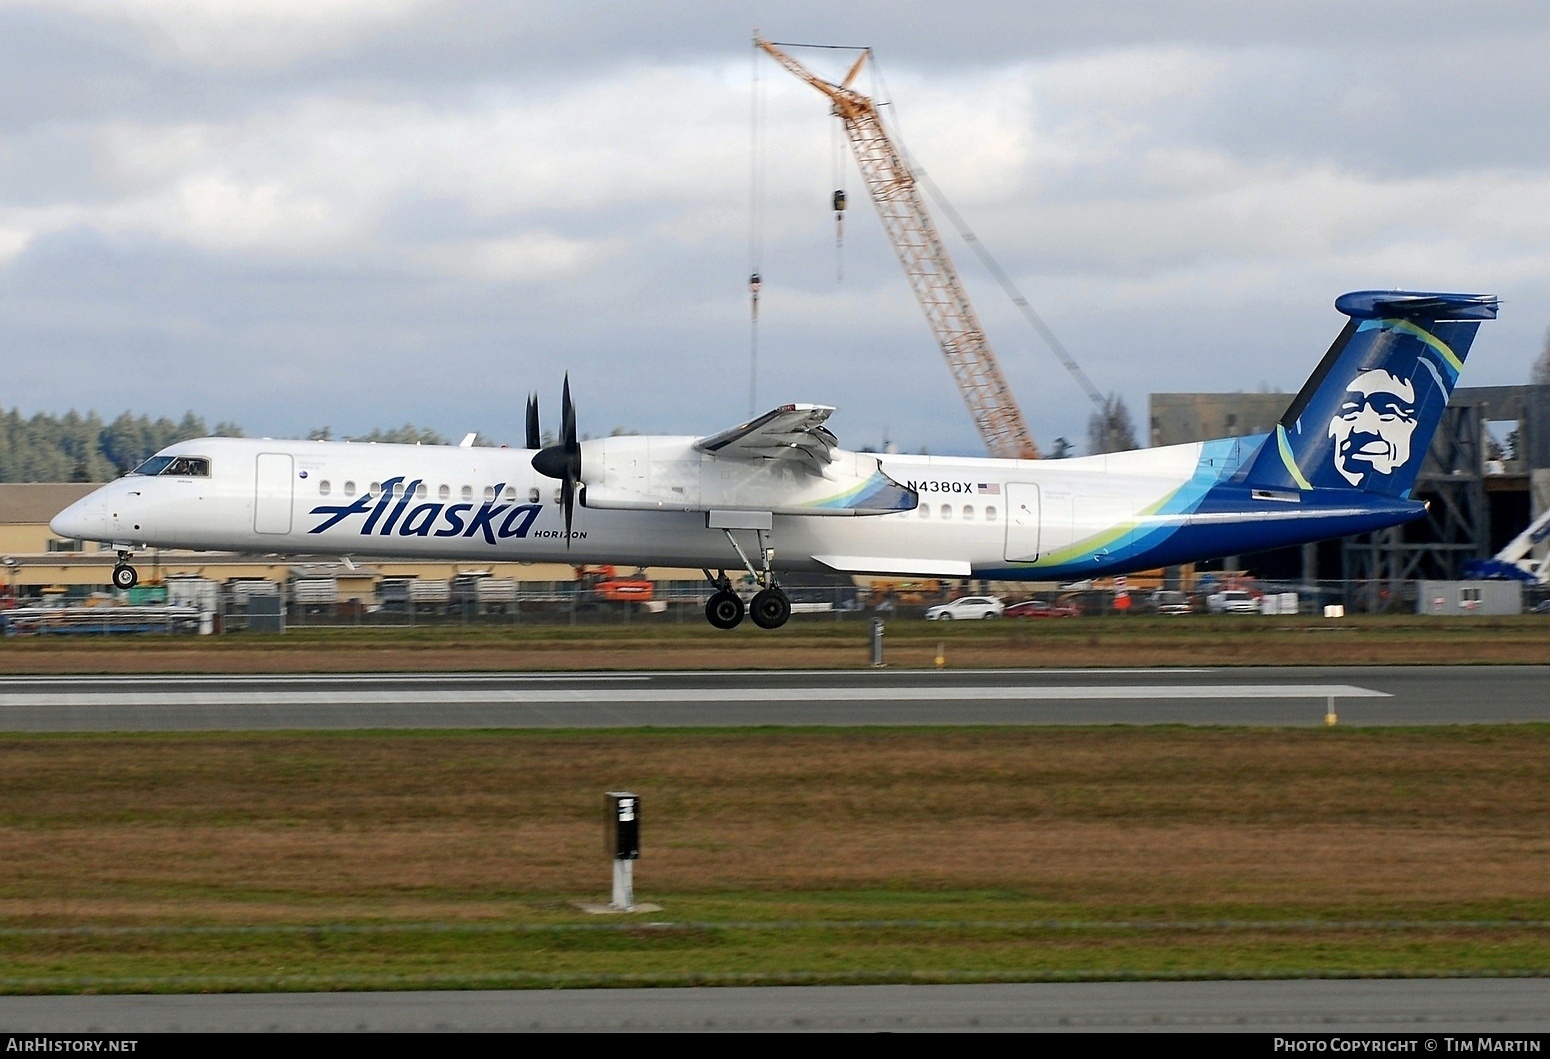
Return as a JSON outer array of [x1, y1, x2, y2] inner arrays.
[[530, 374, 581, 545], [525, 393, 541, 450]]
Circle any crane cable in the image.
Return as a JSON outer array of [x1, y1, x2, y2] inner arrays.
[[867, 57, 1108, 413], [832, 111, 847, 282], [914, 167, 1105, 410], [748, 35, 766, 417]]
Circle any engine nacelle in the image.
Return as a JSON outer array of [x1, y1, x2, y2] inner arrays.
[[580, 436, 916, 516]]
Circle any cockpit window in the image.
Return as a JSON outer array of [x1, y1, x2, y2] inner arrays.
[[129, 455, 210, 477], [163, 456, 210, 477], [130, 456, 175, 476]]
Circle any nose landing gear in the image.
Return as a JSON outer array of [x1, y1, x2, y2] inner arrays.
[[112, 554, 139, 591]]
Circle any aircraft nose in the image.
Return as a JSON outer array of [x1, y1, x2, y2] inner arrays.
[[50, 493, 109, 541]]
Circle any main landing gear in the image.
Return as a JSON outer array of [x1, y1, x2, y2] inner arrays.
[[702, 525, 791, 631], [112, 552, 139, 590], [705, 577, 745, 630]]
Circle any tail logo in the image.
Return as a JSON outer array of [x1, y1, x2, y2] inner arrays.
[[1327, 369, 1419, 487]]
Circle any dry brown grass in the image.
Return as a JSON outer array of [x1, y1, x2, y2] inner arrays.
[[0, 727, 1544, 926]]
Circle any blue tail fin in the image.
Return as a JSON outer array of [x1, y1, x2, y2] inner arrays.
[[1242, 290, 1497, 499]]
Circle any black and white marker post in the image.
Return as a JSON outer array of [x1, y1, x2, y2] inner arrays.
[[606, 791, 640, 911]]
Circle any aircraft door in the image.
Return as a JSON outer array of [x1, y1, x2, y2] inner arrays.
[[254, 453, 294, 534], [1003, 483, 1040, 562]]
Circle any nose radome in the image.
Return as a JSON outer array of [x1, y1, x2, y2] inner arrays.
[[50, 494, 106, 541]]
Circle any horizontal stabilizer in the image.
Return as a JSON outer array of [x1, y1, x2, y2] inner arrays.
[[1334, 290, 1499, 321]]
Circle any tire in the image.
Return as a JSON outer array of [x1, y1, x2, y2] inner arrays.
[[112, 564, 138, 590], [705, 590, 745, 630], [749, 588, 791, 630], [982, 612, 997, 619]]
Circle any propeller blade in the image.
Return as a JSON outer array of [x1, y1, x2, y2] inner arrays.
[[560, 474, 574, 546], [529, 375, 582, 548], [561, 374, 576, 450], [525, 393, 541, 450]]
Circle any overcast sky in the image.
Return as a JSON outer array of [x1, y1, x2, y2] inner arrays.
[[2, 1, 1548, 453]]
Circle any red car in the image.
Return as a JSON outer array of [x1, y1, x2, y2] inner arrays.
[[1004, 599, 1082, 619]]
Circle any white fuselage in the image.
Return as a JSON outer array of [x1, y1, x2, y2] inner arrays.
[[51, 435, 1238, 580]]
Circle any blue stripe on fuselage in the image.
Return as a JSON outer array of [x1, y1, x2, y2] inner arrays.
[[979, 437, 1424, 580]]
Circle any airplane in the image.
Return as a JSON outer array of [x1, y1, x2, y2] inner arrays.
[[51, 289, 1497, 630]]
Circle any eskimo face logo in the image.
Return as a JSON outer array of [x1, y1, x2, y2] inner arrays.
[[1327, 369, 1419, 486]]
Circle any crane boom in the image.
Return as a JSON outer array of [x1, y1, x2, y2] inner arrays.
[[756, 37, 1040, 460]]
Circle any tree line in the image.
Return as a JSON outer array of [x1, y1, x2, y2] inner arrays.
[[0, 411, 452, 483]]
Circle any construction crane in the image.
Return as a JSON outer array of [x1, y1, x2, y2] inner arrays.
[[755, 36, 1040, 460]]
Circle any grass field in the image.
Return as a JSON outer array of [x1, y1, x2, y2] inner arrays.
[[0, 726, 1545, 992], [2, 613, 1549, 672]]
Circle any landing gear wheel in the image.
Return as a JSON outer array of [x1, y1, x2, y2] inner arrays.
[[705, 590, 745, 630], [112, 564, 138, 590], [750, 588, 791, 630]]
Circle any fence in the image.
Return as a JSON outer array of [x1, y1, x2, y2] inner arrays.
[[7, 578, 1547, 636]]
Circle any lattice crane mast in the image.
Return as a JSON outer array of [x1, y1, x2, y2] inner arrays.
[[756, 36, 1039, 459]]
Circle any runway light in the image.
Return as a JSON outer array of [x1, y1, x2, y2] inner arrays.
[[935, 642, 945, 669], [1325, 695, 1338, 726]]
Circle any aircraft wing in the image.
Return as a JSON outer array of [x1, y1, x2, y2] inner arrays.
[[584, 404, 915, 516], [694, 404, 838, 472]]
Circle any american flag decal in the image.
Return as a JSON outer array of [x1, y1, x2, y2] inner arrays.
[[977, 483, 1001, 495]]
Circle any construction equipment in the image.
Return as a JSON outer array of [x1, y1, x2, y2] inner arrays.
[[576, 566, 655, 603], [755, 37, 1039, 459]]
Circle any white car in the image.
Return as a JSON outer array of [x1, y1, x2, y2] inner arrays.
[[925, 596, 1005, 621], [1206, 589, 1260, 614]]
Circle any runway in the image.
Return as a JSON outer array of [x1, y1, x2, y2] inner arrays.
[[0, 666, 1544, 730], [1, 979, 1546, 1032]]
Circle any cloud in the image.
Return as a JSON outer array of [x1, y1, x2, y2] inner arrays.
[[9, 0, 431, 67], [1, 4, 1550, 453], [0, 225, 30, 263], [419, 233, 612, 282]]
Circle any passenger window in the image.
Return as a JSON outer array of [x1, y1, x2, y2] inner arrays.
[[319, 481, 331, 496], [163, 456, 210, 477], [461, 485, 473, 501], [483, 486, 495, 502], [344, 481, 356, 497], [963, 505, 974, 520], [438, 485, 450, 500], [986, 506, 997, 522], [940, 504, 952, 520], [370, 481, 381, 494], [504, 486, 516, 501], [918, 505, 929, 518], [415, 483, 427, 499]]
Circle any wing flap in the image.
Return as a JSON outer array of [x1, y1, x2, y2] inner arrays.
[[813, 555, 973, 577], [695, 404, 837, 471]]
